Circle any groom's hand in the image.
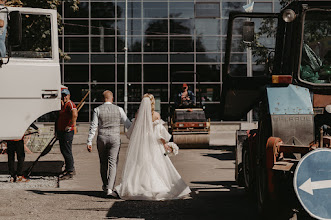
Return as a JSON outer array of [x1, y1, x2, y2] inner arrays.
[[87, 145, 92, 152]]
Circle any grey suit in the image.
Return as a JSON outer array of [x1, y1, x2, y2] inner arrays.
[[87, 102, 131, 190]]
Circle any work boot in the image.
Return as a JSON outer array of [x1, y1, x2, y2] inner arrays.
[[59, 172, 74, 180], [16, 176, 30, 183]]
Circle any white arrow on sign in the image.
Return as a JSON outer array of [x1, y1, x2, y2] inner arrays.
[[299, 178, 331, 195]]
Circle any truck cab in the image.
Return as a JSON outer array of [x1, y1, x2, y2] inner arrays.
[[0, 7, 61, 140]]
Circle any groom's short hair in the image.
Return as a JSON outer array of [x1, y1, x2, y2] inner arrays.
[[103, 90, 113, 101]]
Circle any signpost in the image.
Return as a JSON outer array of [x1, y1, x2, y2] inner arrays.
[[294, 149, 331, 220]]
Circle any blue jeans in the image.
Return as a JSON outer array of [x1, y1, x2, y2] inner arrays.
[[0, 21, 7, 58], [57, 131, 75, 172]]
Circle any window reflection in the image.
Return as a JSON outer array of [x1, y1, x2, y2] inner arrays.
[[91, 65, 115, 82], [170, 2, 194, 19], [91, 20, 116, 35], [117, 2, 141, 18], [196, 84, 221, 102], [91, 37, 115, 52], [117, 84, 142, 102], [195, 3, 220, 18], [118, 36, 142, 52], [196, 19, 220, 36], [197, 65, 220, 82], [170, 54, 194, 62], [117, 19, 142, 35], [64, 65, 89, 82], [64, 37, 89, 52], [64, 2, 89, 18], [91, 2, 116, 18], [118, 64, 142, 82], [196, 53, 221, 63], [170, 65, 194, 82], [117, 54, 142, 63], [170, 19, 194, 35], [144, 84, 168, 102], [170, 37, 194, 52], [144, 64, 168, 82], [144, 54, 168, 63], [143, 2, 167, 18], [222, 2, 246, 18], [64, 20, 89, 35], [144, 19, 168, 35], [144, 36, 168, 52], [65, 54, 89, 63], [196, 36, 221, 52], [91, 54, 115, 63]]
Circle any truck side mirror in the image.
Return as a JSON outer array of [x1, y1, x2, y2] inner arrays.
[[243, 21, 254, 44], [8, 11, 22, 47]]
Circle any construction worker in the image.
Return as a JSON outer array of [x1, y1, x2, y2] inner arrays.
[[55, 88, 78, 180]]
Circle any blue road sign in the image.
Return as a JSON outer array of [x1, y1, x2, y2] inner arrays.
[[294, 149, 331, 220]]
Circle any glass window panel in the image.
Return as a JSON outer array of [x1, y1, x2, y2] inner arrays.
[[64, 65, 89, 82], [254, 3, 272, 13], [222, 2, 246, 18], [118, 64, 142, 82], [76, 104, 89, 122], [196, 19, 220, 36], [170, 19, 194, 35], [229, 64, 247, 76], [230, 37, 245, 52], [170, 2, 194, 18], [144, 84, 168, 102], [117, 2, 141, 18], [117, 54, 142, 63], [170, 65, 194, 82], [197, 53, 221, 62], [222, 19, 245, 35], [117, 19, 142, 35], [91, 84, 115, 102], [253, 64, 267, 77], [196, 84, 220, 102], [91, 20, 115, 35], [91, 37, 115, 52], [143, 2, 167, 18], [197, 36, 221, 52], [170, 37, 194, 52], [144, 54, 168, 62], [195, 3, 220, 18], [144, 64, 168, 82], [64, 37, 89, 52], [64, 84, 89, 103], [170, 54, 194, 62], [65, 54, 89, 63], [64, 2, 89, 18], [144, 36, 168, 52], [197, 64, 220, 82], [118, 36, 142, 52], [91, 2, 116, 18], [10, 14, 52, 59], [144, 19, 168, 35], [91, 65, 115, 82], [64, 20, 89, 35], [230, 53, 247, 62], [91, 54, 115, 63], [117, 84, 142, 102]]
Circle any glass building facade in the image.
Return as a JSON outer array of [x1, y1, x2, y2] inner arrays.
[[54, 0, 282, 122]]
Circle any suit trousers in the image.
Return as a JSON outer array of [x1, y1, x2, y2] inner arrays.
[[97, 135, 121, 190], [7, 140, 25, 177]]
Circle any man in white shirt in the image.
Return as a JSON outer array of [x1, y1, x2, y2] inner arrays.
[[87, 90, 131, 197]]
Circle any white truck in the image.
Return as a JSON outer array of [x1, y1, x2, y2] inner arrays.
[[0, 7, 61, 140]]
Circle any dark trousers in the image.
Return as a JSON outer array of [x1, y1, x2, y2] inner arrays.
[[7, 140, 25, 177], [58, 131, 75, 172]]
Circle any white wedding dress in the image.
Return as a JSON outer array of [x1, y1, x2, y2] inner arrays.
[[115, 97, 191, 200]]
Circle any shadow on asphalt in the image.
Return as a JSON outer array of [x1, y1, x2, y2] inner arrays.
[[106, 188, 258, 220], [29, 190, 107, 199], [202, 152, 235, 161]]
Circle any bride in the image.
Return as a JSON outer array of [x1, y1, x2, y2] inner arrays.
[[115, 94, 191, 200]]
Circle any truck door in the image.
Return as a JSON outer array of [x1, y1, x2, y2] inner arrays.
[[220, 12, 278, 120], [0, 8, 61, 140]]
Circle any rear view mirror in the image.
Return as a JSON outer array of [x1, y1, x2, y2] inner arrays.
[[243, 21, 254, 44], [8, 11, 22, 47]]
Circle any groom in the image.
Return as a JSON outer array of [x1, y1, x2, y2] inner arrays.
[[87, 90, 131, 196]]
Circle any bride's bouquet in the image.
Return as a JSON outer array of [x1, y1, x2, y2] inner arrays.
[[164, 142, 179, 156]]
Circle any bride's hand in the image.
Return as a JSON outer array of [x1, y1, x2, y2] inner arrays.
[[164, 144, 172, 152]]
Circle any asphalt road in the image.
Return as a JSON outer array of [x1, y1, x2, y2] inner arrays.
[[0, 130, 260, 220]]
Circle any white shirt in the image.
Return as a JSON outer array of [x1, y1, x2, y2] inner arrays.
[[87, 102, 131, 145]]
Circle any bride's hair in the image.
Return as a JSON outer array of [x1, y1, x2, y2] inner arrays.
[[143, 93, 155, 113]]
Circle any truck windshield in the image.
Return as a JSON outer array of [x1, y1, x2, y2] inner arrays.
[[11, 13, 52, 59], [300, 10, 331, 84]]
